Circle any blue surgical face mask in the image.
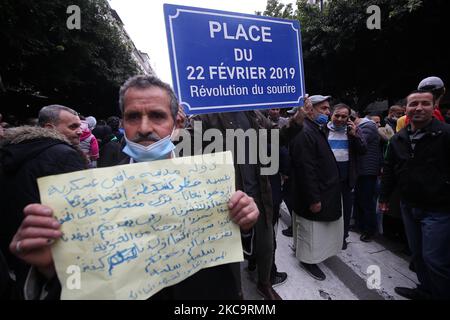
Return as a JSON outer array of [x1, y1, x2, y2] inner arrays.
[[331, 122, 346, 132], [122, 129, 175, 162], [314, 113, 329, 125]]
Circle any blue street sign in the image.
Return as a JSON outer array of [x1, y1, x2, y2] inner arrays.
[[164, 4, 306, 115]]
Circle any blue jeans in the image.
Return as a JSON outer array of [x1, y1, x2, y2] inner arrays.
[[401, 202, 450, 299]]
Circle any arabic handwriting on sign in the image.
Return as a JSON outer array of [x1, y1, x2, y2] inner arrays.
[[190, 212, 213, 224], [176, 176, 202, 193], [209, 251, 227, 263], [181, 190, 202, 201], [93, 241, 110, 253], [207, 230, 233, 242], [77, 207, 96, 220], [97, 223, 115, 241], [100, 170, 136, 189], [146, 262, 182, 276], [70, 228, 95, 242], [58, 211, 74, 225], [98, 188, 128, 203], [151, 222, 182, 232], [107, 244, 143, 275], [166, 230, 188, 246], [158, 271, 181, 286], [129, 291, 138, 300], [187, 247, 216, 264], [77, 252, 108, 273], [206, 189, 226, 199], [171, 206, 193, 217], [136, 178, 176, 196], [38, 151, 241, 299], [139, 168, 181, 179], [148, 194, 172, 207], [206, 174, 231, 185], [188, 164, 207, 174], [101, 201, 145, 215], [48, 177, 99, 197]]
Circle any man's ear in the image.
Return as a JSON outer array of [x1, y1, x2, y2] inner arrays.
[[43, 123, 54, 129], [176, 105, 186, 129]]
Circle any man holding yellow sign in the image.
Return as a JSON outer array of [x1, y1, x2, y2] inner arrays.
[[9, 75, 259, 300]]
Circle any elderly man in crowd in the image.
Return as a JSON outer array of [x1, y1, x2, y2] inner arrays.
[[290, 95, 343, 281], [8, 75, 260, 300]]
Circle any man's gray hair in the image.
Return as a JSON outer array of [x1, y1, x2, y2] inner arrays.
[[119, 75, 179, 120], [38, 105, 78, 127]]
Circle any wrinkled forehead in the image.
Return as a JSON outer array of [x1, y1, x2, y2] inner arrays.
[[314, 101, 330, 109], [123, 87, 171, 112]]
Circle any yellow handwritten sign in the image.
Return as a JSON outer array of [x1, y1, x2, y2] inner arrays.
[[37, 151, 243, 300]]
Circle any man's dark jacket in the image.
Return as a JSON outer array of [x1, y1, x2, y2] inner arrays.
[[0, 126, 87, 295], [380, 119, 450, 212], [1, 249, 19, 299], [356, 118, 382, 176], [291, 118, 342, 221]]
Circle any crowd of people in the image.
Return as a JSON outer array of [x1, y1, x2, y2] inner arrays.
[[0, 75, 449, 300]]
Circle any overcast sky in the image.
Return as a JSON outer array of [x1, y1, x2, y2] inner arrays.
[[108, 0, 295, 85]]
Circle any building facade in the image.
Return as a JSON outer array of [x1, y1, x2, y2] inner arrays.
[[108, 5, 154, 75]]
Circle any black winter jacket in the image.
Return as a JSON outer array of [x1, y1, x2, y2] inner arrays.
[[291, 118, 342, 221], [380, 119, 450, 212], [0, 126, 87, 290], [1, 249, 20, 299]]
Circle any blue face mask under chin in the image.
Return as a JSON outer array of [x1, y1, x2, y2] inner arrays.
[[315, 114, 329, 125], [122, 130, 176, 162], [330, 122, 346, 132]]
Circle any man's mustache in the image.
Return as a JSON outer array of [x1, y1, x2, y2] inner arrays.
[[130, 132, 161, 143]]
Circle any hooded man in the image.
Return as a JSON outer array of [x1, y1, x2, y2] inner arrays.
[[0, 105, 86, 298]]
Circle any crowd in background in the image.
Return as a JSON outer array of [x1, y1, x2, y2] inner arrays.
[[0, 75, 449, 300]]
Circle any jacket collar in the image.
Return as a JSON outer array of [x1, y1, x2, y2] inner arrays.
[[305, 117, 326, 132], [0, 125, 72, 147], [399, 118, 443, 140]]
